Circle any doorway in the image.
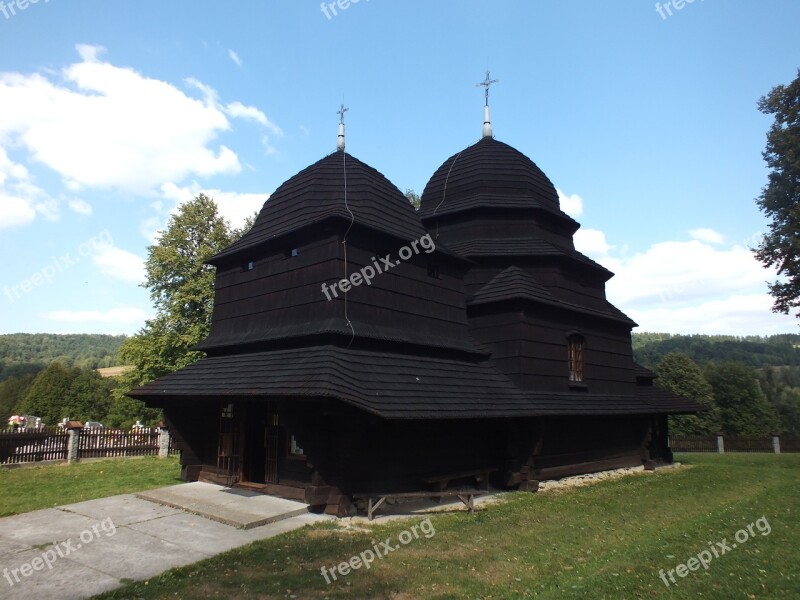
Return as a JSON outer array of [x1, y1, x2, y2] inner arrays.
[[242, 402, 281, 484]]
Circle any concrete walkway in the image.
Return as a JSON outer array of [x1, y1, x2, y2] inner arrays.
[[0, 484, 332, 600]]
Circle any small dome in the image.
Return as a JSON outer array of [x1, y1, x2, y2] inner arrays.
[[419, 137, 562, 220]]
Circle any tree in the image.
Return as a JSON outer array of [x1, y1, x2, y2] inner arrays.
[[759, 366, 800, 437], [17, 363, 77, 424], [656, 352, 721, 435], [753, 69, 800, 318], [113, 194, 252, 424], [405, 189, 421, 210], [704, 362, 781, 436], [65, 370, 114, 422], [0, 374, 35, 420]]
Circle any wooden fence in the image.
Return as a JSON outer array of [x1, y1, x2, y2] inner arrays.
[[78, 428, 164, 459], [0, 426, 68, 464], [0, 427, 177, 465], [670, 434, 798, 453], [668, 435, 718, 452]]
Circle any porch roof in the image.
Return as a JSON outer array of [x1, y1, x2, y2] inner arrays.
[[128, 345, 701, 419]]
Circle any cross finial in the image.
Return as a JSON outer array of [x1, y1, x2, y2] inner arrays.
[[337, 103, 349, 125], [476, 70, 498, 138], [476, 70, 499, 107], [336, 103, 348, 151]]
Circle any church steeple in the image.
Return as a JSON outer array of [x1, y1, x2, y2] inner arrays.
[[476, 70, 499, 138]]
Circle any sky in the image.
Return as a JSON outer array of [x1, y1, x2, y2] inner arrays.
[[0, 0, 798, 337]]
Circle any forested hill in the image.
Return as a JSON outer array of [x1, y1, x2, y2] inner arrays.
[[633, 333, 800, 369], [0, 333, 126, 381]]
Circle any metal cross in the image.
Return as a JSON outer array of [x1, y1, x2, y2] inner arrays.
[[476, 70, 499, 107], [337, 103, 349, 125]]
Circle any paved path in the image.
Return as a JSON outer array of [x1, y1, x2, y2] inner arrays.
[[0, 485, 332, 600]]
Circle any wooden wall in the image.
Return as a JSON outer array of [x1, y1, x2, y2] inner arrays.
[[203, 223, 480, 355]]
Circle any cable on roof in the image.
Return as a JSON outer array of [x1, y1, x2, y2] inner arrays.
[[431, 148, 464, 240], [341, 149, 356, 348]]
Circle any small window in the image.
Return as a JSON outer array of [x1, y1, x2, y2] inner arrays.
[[289, 435, 305, 457], [427, 264, 440, 279], [244, 260, 255, 271], [567, 334, 585, 383], [284, 247, 299, 258]]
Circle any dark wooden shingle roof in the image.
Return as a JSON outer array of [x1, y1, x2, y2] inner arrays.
[[446, 237, 612, 277], [419, 137, 574, 225], [468, 266, 635, 325], [469, 266, 558, 306], [212, 151, 427, 264], [129, 345, 701, 419]]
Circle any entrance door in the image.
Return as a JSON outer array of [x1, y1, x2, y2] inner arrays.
[[242, 403, 282, 485], [217, 402, 240, 487]]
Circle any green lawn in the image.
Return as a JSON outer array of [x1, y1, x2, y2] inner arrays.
[[0, 456, 182, 517], [94, 454, 799, 599]]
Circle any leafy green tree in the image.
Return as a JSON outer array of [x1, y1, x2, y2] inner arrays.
[[753, 69, 800, 318], [759, 366, 800, 436], [113, 194, 252, 423], [405, 189, 421, 210], [65, 370, 114, 422], [17, 363, 77, 424], [104, 393, 158, 429], [704, 362, 781, 436], [0, 374, 35, 421], [772, 387, 800, 437], [656, 352, 721, 435]]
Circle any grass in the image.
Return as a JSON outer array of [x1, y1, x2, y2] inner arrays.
[[93, 454, 800, 599], [0, 456, 182, 517]]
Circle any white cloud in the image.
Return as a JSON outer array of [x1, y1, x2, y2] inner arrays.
[[574, 228, 612, 258], [68, 199, 93, 216], [41, 307, 148, 325], [0, 147, 46, 228], [0, 45, 246, 195], [299, 125, 310, 136], [160, 182, 267, 231], [625, 294, 796, 336], [91, 244, 146, 284], [76, 43, 105, 62], [0, 194, 37, 228], [582, 239, 768, 307], [557, 188, 583, 218], [689, 228, 725, 245], [228, 49, 243, 67], [574, 228, 794, 335], [0, 148, 28, 185], [225, 101, 282, 136]]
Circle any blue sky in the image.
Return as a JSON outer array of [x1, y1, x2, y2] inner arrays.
[[0, 0, 798, 336]]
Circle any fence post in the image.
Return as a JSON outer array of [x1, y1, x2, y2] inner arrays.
[[716, 432, 725, 454], [158, 424, 171, 458], [772, 433, 781, 454], [66, 422, 83, 464]]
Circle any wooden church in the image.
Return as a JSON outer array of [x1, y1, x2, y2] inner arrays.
[[130, 78, 700, 516]]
